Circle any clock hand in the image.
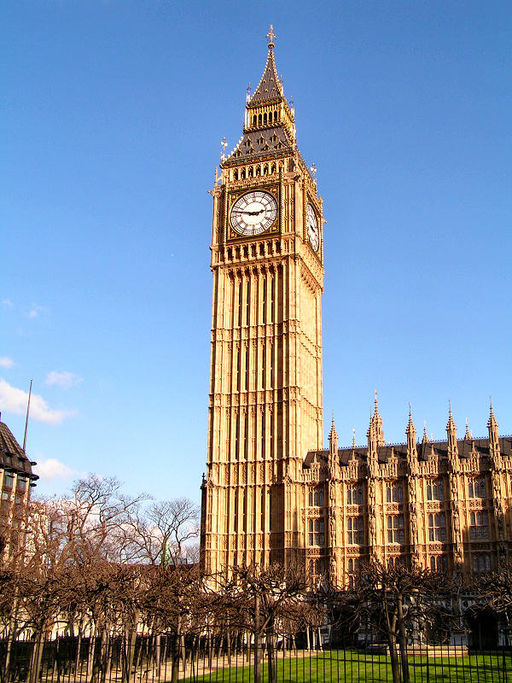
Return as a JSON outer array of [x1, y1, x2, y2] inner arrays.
[[232, 209, 265, 216]]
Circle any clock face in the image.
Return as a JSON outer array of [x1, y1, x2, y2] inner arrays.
[[230, 191, 278, 236], [306, 203, 319, 251]]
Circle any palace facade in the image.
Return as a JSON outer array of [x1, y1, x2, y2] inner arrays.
[[200, 29, 512, 585]]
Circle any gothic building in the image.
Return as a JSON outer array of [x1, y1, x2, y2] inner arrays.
[[0, 417, 37, 556], [200, 29, 512, 585]]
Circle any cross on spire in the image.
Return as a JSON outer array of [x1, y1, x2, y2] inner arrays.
[[267, 24, 276, 47]]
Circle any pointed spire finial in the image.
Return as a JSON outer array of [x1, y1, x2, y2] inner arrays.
[[422, 421, 429, 443], [488, 397, 499, 431], [406, 403, 415, 435], [447, 400, 456, 431], [464, 417, 472, 440], [352, 428, 356, 448], [329, 411, 338, 456], [267, 24, 276, 48]]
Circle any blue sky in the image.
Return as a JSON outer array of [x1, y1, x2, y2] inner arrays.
[[2, 1, 511, 505]]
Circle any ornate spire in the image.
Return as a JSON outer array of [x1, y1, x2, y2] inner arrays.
[[328, 412, 338, 456], [406, 403, 415, 436], [446, 402, 458, 464], [446, 401, 456, 432], [464, 417, 473, 441], [406, 404, 416, 440], [488, 399, 500, 457], [222, 26, 296, 167], [372, 391, 385, 447], [422, 421, 430, 444], [249, 26, 284, 105], [488, 398, 498, 432], [352, 428, 357, 449], [406, 404, 417, 463], [420, 420, 432, 460]]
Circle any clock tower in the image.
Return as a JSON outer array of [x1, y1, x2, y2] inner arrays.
[[201, 28, 324, 575]]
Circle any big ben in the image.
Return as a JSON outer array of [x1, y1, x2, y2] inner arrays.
[[201, 27, 324, 575]]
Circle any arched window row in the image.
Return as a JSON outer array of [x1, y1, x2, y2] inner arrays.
[[225, 240, 282, 262], [252, 109, 279, 127], [232, 162, 278, 181]]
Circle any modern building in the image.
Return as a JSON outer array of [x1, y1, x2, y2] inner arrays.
[[200, 29, 512, 585]]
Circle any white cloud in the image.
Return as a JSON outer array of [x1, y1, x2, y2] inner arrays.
[[46, 371, 83, 390], [28, 304, 47, 319], [0, 357, 14, 369], [36, 458, 76, 481], [2, 299, 13, 308], [0, 379, 76, 424]]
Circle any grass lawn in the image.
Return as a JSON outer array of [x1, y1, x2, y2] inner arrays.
[[181, 649, 512, 683]]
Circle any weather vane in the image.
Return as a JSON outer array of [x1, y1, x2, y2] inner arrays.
[[220, 137, 228, 161]]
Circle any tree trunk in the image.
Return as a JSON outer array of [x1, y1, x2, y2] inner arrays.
[[254, 594, 261, 683], [74, 631, 83, 677], [207, 631, 212, 669], [226, 631, 231, 666], [97, 630, 109, 683], [266, 628, 276, 683], [28, 629, 45, 683], [86, 633, 96, 682], [171, 631, 180, 683], [3, 618, 17, 683], [397, 595, 410, 683], [387, 633, 401, 683], [122, 629, 137, 683], [155, 634, 162, 681]]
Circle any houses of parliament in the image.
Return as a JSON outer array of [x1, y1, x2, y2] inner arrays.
[[200, 28, 512, 586]]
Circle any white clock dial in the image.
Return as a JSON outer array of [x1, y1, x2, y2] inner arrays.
[[306, 203, 319, 251], [230, 191, 278, 236]]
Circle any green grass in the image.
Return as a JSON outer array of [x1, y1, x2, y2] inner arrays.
[[181, 650, 512, 683]]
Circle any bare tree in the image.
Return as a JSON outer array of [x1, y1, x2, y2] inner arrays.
[[219, 563, 308, 683], [477, 561, 512, 645], [333, 560, 452, 683], [125, 497, 199, 566]]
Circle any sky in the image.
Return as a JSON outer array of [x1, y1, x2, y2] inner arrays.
[[2, 1, 511, 505]]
